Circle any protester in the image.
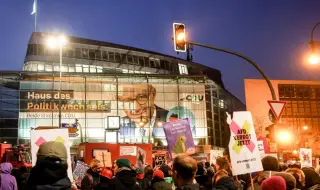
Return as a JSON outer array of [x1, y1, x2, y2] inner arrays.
[[135, 168, 144, 189], [212, 169, 237, 190], [159, 164, 173, 185], [81, 159, 103, 190], [273, 172, 296, 190], [149, 169, 172, 190], [285, 168, 305, 189], [27, 141, 73, 189], [172, 155, 199, 190], [195, 162, 208, 188], [215, 157, 232, 176], [302, 167, 320, 189], [140, 166, 153, 190], [107, 158, 140, 190], [0, 163, 18, 190], [94, 168, 113, 190], [261, 176, 286, 190], [11, 166, 27, 190]]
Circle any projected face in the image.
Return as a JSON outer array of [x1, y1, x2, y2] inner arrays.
[[118, 85, 156, 127]]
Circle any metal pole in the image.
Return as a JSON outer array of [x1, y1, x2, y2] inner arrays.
[[34, 0, 37, 32], [59, 44, 62, 128], [187, 41, 277, 100], [310, 21, 320, 51]]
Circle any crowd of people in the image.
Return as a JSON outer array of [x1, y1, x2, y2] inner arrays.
[[2, 141, 320, 189]]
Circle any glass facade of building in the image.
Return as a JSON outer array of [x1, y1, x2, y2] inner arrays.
[[0, 72, 245, 147], [279, 84, 320, 134]]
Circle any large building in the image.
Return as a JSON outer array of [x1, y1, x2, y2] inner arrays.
[[245, 79, 320, 155], [0, 32, 245, 148]]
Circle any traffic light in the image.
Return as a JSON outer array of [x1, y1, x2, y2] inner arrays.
[[173, 23, 186, 52], [265, 124, 275, 142]]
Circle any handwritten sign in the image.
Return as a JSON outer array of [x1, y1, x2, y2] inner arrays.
[[94, 150, 112, 168], [155, 155, 166, 166]]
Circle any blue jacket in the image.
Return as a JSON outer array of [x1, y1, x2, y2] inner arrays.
[[0, 163, 18, 190]]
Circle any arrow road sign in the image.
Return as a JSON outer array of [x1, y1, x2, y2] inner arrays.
[[267, 100, 287, 121]]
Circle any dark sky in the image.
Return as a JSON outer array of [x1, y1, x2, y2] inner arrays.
[[1, 1, 320, 103]]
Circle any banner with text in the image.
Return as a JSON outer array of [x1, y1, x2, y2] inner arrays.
[[228, 111, 263, 176]]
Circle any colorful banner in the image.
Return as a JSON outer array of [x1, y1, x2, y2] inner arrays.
[[136, 147, 146, 171], [300, 148, 312, 167], [228, 111, 263, 176], [30, 128, 73, 180], [163, 118, 195, 158], [73, 161, 90, 187]]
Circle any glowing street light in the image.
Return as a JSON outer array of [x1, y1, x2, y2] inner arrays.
[[303, 125, 308, 131], [46, 34, 68, 128], [278, 130, 292, 144], [293, 149, 298, 155], [308, 54, 320, 65]]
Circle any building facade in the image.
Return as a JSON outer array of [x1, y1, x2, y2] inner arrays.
[[245, 79, 320, 155], [0, 32, 245, 147]]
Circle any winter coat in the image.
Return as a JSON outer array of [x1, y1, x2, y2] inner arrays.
[[107, 169, 140, 190], [11, 169, 27, 190], [150, 178, 172, 190], [176, 183, 200, 190], [26, 159, 72, 190], [81, 168, 100, 190], [212, 176, 237, 190], [140, 174, 152, 190], [0, 163, 18, 190]]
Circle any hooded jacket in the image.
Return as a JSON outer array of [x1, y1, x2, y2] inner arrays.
[[26, 159, 72, 190], [107, 169, 140, 190], [0, 163, 18, 190], [212, 176, 237, 190]]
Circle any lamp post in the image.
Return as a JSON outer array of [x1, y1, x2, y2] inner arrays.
[[308, 21, 320, 64], [47, 35, 68, 128]]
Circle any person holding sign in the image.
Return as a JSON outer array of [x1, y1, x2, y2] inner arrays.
[[81, 159, 103, 190]]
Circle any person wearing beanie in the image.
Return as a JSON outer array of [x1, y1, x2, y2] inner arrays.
[[27, 141, 73, 190], [302, 167, 320, 189], [81, 159, 103, 190], [261, 176, 286, 190], [150, 170, 172, 190], [107, 158, 140, 190], [273, 172, 296, 190]]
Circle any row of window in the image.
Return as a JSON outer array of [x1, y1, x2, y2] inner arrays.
[[26, 44, 181, 73], [279, 84, 320, 99]]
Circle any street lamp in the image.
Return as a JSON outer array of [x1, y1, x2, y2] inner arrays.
[[47, 35, 68, 128], [308, 21, 320, 64]]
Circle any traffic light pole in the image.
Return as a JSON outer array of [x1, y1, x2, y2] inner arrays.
[[186, 41, 277, 100]]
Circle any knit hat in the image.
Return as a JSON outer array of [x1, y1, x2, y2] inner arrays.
[[261, 176, 286, 190], [116, 158, 131, 169], [37, 141, 67, 161], [261, 156, 279, 171], [153, 170, 164, 179]]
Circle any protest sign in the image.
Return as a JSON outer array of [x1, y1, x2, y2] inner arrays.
[[257, 141, 265, 154], [94, 150, 112, 168], [155, 155, 166, 166], [73, 161, 90, 187], [136, 147, 146, 171], [300, 148, 312, 167], [163, 118, 195, 158], [228, 111, 263, 176], [31, 128, 73, 180]]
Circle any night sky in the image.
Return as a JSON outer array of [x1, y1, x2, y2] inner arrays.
[[1, 1, 320, 103]]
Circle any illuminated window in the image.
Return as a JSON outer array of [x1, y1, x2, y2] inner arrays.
[[90, 66, 96, 73], [45, 64, 52, 72], [37, 64, 44, 71], [178, 63, 188, 75], [219, 99, 224, 108], [61, 66, 68, 72], [97, 66, 103, 73], [75, 65, 82, 72], [83, 65, 89, 73], [69, 67, 75, 72]]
